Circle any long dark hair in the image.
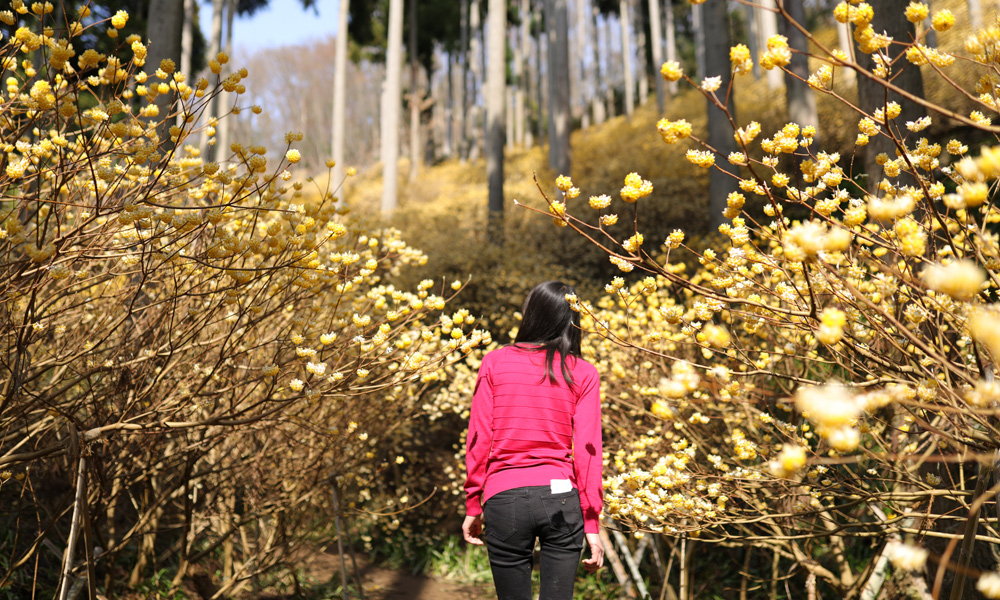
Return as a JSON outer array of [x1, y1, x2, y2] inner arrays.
[[513, 281, 582, 385]]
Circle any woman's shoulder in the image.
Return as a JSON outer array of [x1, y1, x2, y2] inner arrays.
[[569, 355, 599, 379]]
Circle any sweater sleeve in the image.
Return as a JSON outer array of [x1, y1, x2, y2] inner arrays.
[[573, 368, 604, 533], [464, 356, 494, 517]]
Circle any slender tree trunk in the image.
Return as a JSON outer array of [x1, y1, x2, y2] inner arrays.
[[180, 0, 194, 82], [468, 0, 483, 161], [757, 0, 782, 89], [487, 0, 506, 242], [458, 0, 469, 161], [603, 15, 616, 118], [648, 0, 664, 113], [576, 0, 589, 128], [619, 0, 635, 118], [855, 0, 925, 194], [215, 0, 236, 162], [199, 0, 224, 160], [836, 20, 856, 88], [702, 0, 738, 229], [524, 3, 536, 148], [538, 9, 548, 144], [591, 6, 607, 124], [968, 0, 983, 31], [663, 0, 678, 94], [692, 3, 705, 80], [145, 0, 184, 141], [780, 0, 818, 136], [635, 0, 649, 107], [513, 12, 525, 147], [546, 0, 571, 175], [380, 0, 405, 213], [444, 54, 454, 157], [741, 1, 760, 80], [408, 0, 420, 181], [331, 0, 349, 188]]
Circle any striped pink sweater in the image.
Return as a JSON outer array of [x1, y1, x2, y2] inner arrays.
[[464, 345, 604, 533]]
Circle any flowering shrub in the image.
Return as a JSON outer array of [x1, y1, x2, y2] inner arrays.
[[528, 2, 1000, 597], [0, 5, 487, 596]]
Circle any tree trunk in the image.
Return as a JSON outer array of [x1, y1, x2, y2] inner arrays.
[[513, 10, 525, 147], [468, 0, 483, 161], [604, 15, 616, 118], [692, 2, 705, 80], [702, 0, 738, 229], [331, 0, 349, 188], [517, 0, 538, 148], [619, 0, 635, 118], [545, 0, 571, 175], [380, 0, 404, 213], [757, 0, 782, 89], [968, 0, 983, 31], [780, 0, 818, 136], [199, 0, 224, 160], [836, 20, 856, 89], [178, 0, 195, 129], [635, 0, 649, 107], [458, 0, 469, 161], [576, 0, 590, 129], [855, 0, 926, 194], [591, 6, 607, 124], [408, 0, 420, 181], [145, 0, 184, 141], [215, 0, 236, 162], [487, 0, 506, 242], [444, 54, 454, 158], [537, 2, 547, 144], [663, 0, 678, 95], [741, 1, 761, 80], [648, 0, 664, 113]]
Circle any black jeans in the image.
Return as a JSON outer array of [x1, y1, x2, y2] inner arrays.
[[483, 485, 585, 600]]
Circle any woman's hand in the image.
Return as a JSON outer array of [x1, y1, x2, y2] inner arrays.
[[581, 532, 604, 572], [462, 514, 484, 545]]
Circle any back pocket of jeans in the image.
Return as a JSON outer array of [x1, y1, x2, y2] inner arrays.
[[542, 492, 582, 533], [485, 496, 517, 541]]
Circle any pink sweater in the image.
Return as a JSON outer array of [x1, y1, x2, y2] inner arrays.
[[464, 345, 603, 533]]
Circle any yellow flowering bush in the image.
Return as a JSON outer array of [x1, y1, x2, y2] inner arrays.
[[524, 2, 1000, 596], [0, 8, 486, 596]]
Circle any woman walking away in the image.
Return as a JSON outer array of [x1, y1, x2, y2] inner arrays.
[[462, 281, 604, 600]]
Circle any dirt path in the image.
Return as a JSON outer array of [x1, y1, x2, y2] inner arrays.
[[297, 549, 494, 600]]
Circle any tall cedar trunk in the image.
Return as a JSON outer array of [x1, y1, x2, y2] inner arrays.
[[514, 0, 536, 148], [780, 0, 818, 139], [444, 54, 454, 157], [757, 0, 782, 89], [545, 0, 571, 175], [512, 15, 524, 147], [836, 20, 856, 88], [692, 2, 705, 80], [968, 0, 983, 30], [855, 0, 925, 194], [603, 15, 616, 118], [408, 0, 420, 181], [741, 1, 761, 80], [468, 0, 483, 161], [487, 0, 506, 242], [663, 0, 678, 95], [536, 2, 547, 145], [702, 0, 738, 229], [199, 0, 224, 160], [591, 6, 607, 124], [179, 0, 195, 130], [458, 0, 469, 161], [634, 0, 649, 106], [215, 0, 236, 162], [648, 0, 663, 113], [145, 0, 184, 144], [380, 0, 404, 213], [331, 0, 349, 188], [576, 0, 589, 129], [619, 0, 635, 118]]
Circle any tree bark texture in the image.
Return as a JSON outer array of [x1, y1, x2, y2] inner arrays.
[[408, 0, 420, 181], [545, 0, 571, 176], [648, 0, 664, 113], [331, 0, 349, 188], [780, 0, 819, 135], [380, 0, 405, 213], [701, 0, 738, 228], [198, 0, 224, 160], [619, 0, 635, 118], [487, 0, 506, 239], [145, 0, 184, 141], [467, 0, 483, 161]]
